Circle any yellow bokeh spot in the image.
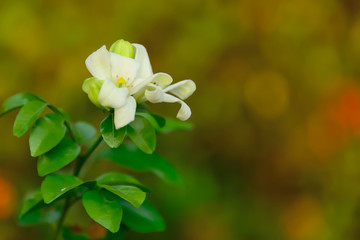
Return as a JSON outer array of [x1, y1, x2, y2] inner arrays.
[[281, 196, 325, 240], [244, 71, 289, 119]]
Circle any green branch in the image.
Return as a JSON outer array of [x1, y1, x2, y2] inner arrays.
[[53, 198, 70, 240], [53, 134, 103, 239], [74, 135, 103, 176], [47, 104, 76, 141]]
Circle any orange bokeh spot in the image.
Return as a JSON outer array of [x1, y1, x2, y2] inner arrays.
[[307, 83, 360, 159], [281, 196, 324, 240], [328, 85, 360, 135], [0, 176, 16, 219], [88, 222, 107, 239]]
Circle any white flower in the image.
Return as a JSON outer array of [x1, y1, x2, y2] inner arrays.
[[144, 76, 196, 121], [84, 40, 196, 129]]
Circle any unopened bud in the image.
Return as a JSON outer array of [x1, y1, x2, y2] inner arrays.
[[109, 39, 134, 58]]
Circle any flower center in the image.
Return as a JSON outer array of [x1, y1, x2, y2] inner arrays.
[[117, 77, 126, 87]]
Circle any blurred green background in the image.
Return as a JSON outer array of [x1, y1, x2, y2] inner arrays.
[[2, 0, 360, 239]]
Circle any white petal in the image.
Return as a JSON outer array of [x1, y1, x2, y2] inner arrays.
[[85, 45, 111, 80], [128, 77, 150, 95], [163, 80, 196, 100], [133, 43, 153, 78], [175, 99, 192, 120], [130, 72, 172, 98], [144, 84, 165, 103], [163, 94, 192, 121], [110, 53, 139, 85], [114, 96, 137, 129], [98, 80, 129, 108], [145, 86, 192, 120], [152, 72, 173, 88]]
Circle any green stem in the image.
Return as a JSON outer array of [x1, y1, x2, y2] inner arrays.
[[53, 198, 70, 240], [53, 135, 103, 239], [48, 104, 76, 141], [74, 135, 103, 176]]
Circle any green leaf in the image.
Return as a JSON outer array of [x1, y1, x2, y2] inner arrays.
[[37, 137, 81, 176], [19, 188, 44, 218], [102, 226, 128, 240], [17, 189, 64, 226], [151, 114, 166, 128], [62, 227, 89, 240], [135, 112, 166, 130], [82, 190, 123, 233], [58, 108, 71, 121], [98, 144, 181, 184], [126, 116, 156, 154], [100, 184, 146, 208], [18, 204, 61, 225], [120, 199, 165, 232], [29, 113, 66, 157], [96, 172, 148, 191], [101, 114, 126, 148], [13, 100, 47, 137], [41, 174, 83, 204], [73, 121, 97, 144], [135, 103, 149, 113], [1, 92, 43, 115], [158, 117, 193, 133]]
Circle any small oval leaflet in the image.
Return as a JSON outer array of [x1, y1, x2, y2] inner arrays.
[[29, 113, 66, 157], [13, 100, 47, 137], [41, 174, 83, 204], [37, 137, 81, 176], [82, 190, 123, 233], [126, 115, 156, 154]]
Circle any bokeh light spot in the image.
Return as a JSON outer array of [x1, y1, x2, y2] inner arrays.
[[281, 196, 324, 240], [243, 71, 289, 119], [0, 176, 16, 220]]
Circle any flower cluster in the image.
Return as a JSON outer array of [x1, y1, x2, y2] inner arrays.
[[82, 39, 196, 129]]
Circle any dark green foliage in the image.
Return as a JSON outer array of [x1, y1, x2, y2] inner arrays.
[[1, 92, 190, 239], [98, 144, 181, 184]]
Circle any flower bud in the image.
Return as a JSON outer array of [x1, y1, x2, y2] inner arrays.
[[109, 39, 134, 58], [82, 77, 107, 110]]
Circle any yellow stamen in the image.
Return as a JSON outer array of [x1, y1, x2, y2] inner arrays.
[[117, 77, 126, 85]]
